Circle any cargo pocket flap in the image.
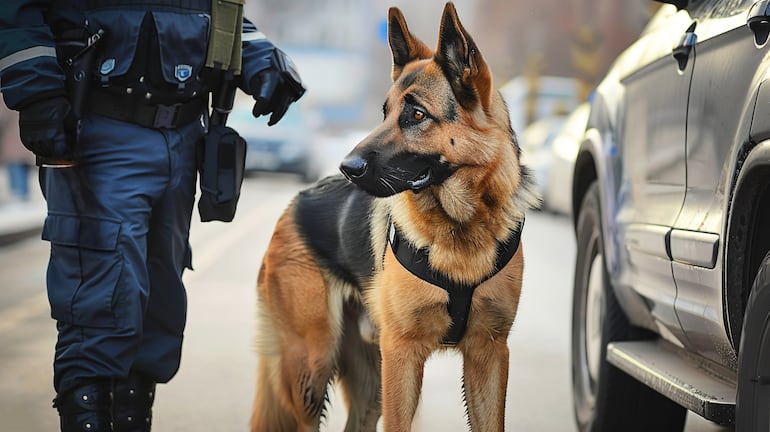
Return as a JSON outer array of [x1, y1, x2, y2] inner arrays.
[[85, 10, 146, 80], [153, 11, 209, 86], [43, 214, 121, 251]]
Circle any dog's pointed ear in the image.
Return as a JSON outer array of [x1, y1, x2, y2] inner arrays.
[[435, 2, 492, 112], [388, 7, 432, 82]]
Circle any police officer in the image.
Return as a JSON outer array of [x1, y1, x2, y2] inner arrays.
[[0, 1, 305, 431]]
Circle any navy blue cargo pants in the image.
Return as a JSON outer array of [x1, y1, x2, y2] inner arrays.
[[39, 113, 205, 393]]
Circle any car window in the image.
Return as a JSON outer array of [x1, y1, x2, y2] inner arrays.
[[687, 0, 753, 19]]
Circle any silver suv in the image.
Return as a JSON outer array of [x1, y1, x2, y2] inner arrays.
[[570, 1, 770, 430]]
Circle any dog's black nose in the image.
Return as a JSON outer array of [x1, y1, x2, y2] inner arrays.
[[340, 156, 368, 179]]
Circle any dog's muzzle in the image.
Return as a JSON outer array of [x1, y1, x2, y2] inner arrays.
[[340, 151, 454, 197]]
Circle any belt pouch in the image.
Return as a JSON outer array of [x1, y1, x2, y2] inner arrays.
[[197, 125, 246, 222], [206, 0, 244, 74]]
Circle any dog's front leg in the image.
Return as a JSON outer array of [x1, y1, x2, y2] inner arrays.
[[461, 338, 509, 431], [380, 333, 430, 432]]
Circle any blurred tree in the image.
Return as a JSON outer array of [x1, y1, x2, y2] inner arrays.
[[472, 0, 654, 90], [571, 25, 601, 102], [524, 54, 544, 126]]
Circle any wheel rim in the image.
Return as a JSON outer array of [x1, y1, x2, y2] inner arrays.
[[585, 253, 605, 387], [580, 253, 604, 399], [575, 248, 606, 424]]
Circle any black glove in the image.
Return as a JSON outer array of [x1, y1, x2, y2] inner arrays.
[[18, 97, 76, 162], [251, 48, 306, 126]]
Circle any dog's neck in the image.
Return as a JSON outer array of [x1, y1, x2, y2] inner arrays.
[[387, 144, 531, 284]]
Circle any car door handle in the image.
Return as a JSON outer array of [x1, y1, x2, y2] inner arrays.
[[748, 0, 770, 48], [672, 22, 697, 71]]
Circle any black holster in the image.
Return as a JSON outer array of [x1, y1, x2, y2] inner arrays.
[[197, 124, 247, 222], [198, 74, 246, 223]]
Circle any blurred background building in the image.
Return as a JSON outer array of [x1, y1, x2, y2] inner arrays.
[[243, 0, 658, 130]]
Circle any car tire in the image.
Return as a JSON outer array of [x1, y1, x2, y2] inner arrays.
[[571, 182, 686, 432], [737, 250, 770, 431]]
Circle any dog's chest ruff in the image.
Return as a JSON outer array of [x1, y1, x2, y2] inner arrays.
[[387, 220, 523, 345]]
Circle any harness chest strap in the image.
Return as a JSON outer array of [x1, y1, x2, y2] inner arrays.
[[387, 219, 524, 345]]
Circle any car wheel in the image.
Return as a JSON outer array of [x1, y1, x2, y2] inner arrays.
[[737, 250, 770, 431], [571, 182, 686, 432]]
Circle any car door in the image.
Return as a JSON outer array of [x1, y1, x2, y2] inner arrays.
[[614, 7, 694, 345], [671, 0, 758, 365]]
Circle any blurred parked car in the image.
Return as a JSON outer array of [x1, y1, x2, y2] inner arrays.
[[226, 100, 319, 183], [500, 75, 579, 133], [570, 1, 770, 430], [519, 115, 567, 209], [545, 103, 589, 216]]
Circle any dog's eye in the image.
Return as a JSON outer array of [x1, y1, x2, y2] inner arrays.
[[398, 103, 430, 128]]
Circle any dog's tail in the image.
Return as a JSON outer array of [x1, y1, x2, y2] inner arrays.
[[250, 298, 298, 432]]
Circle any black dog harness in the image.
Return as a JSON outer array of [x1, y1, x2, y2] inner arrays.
[[388, 220, 524, 345]]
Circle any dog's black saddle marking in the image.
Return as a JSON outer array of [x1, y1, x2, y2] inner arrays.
[[388, 220, 523, 345], [295, 175, 376, 288]]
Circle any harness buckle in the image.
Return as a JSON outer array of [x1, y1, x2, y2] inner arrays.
[[153, 104, 180, 129]]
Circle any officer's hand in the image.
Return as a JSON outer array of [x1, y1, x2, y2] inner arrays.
[[18, 97, 76, 162], [251, 48, 306, 126]]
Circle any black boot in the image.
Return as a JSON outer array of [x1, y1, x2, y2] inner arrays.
[[53, 380, 113, 432], [112, 371, 156, 432]]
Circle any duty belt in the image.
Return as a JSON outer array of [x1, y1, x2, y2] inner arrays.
[[87, 92, 206, 129]]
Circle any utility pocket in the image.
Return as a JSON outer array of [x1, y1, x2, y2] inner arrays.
[[206, 0, 244, 72], [84, 10, 146, 82], [42, 213, 123, 328], [153, 11, 210, 88]]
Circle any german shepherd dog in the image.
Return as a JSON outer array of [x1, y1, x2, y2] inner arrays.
[[251, 3, 537, 431]]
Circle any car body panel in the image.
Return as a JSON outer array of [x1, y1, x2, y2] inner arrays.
[[672, 7, 761, 367], [609, 5, 694, 347], [573, 6, 692, 338]]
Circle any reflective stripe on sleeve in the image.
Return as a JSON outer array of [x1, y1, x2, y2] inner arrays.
[[241, 31, 266, 42], [0, 46, 57, 72]]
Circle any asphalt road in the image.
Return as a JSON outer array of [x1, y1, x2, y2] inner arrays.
[[0, 173, 733, 431]]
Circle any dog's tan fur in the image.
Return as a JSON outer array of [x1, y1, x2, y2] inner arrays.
[[251, 3, 538, 431]]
